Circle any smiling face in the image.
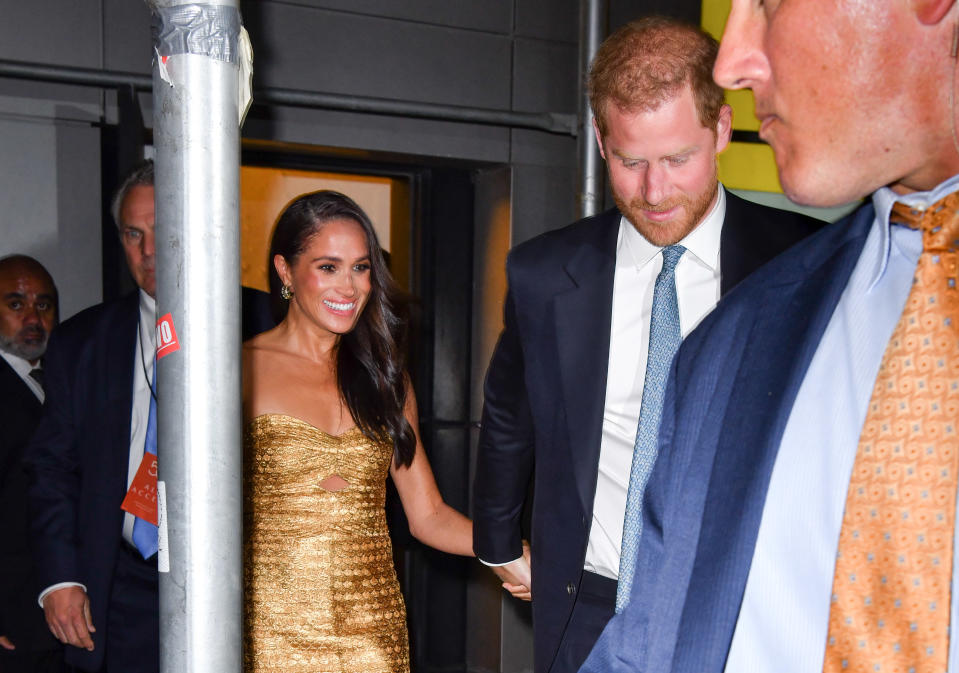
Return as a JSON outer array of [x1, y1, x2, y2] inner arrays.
[[118, 184, 157, 298], [0, 260, 58, 364], [596, 84, 731, 246], [275, 217, 372, 339], [713, 0, 956, 205]]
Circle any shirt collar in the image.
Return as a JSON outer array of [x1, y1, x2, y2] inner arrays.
[[866, 173, 959, 288], [618, 184, 726, 271], [139, 289, 157, 354], [139, 289, 156, 318]]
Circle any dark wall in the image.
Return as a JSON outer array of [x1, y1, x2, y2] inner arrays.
[[611, 0, 700, 28]]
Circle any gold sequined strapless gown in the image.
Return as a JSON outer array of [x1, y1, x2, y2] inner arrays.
[[244, 414, 409, 673]]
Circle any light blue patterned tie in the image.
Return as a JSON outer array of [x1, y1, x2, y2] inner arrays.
[[616, 244, 685, 612], [132, 359, 158, 559]]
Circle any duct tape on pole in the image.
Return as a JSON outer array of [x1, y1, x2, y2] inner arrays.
[[147, 2, 246, 672]]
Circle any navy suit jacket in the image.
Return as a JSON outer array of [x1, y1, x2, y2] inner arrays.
[[472, 191, 823, 673], [24, 293, 141, 671], [580, 204, 874, 673]]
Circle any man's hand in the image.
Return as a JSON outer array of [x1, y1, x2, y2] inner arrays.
[[0, 635, 15, 650], [42, 586, 95, 651], [491, 540, 532, 601]]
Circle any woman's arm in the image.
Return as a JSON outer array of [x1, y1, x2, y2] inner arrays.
[[389, 383, 474, 557]]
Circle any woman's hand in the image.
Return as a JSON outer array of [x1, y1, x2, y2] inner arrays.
[[492, 540, 532, 601]]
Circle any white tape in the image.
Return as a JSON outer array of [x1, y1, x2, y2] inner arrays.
[[155, 47, 174, 88], [238, 26, 254, 127], [157, 481, 170, 573]]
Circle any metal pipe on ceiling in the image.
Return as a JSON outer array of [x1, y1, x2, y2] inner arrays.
[[0, 58, 577, 136]]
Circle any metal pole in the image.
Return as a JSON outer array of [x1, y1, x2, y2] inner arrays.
[[0, 58, 577, 136], [577, 0, 608, 218], [147, 2, 243, 672]]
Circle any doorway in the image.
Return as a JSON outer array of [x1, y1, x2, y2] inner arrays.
[[241, 140, 494, 673]]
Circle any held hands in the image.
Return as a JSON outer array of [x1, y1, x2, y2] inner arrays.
[[43, 586, 95, 651], [491, 540, 532, 602], [0, 635, 14, 650]]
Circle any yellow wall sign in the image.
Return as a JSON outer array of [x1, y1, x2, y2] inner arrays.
[[702, 0, 783, 193]]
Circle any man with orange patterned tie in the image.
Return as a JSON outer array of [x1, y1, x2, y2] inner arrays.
[[580, 2, 959, 673]]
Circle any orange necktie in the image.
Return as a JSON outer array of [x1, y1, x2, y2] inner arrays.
[[823, 193, 959, 673]]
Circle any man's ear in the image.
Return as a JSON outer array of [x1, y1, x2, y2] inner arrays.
[[714, 104, 733, 155], [913, 0, 956, 26], [592, 117, 607, 160]]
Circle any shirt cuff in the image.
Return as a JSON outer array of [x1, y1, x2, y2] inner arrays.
[[38, 582, 87, 609], [479, 556, 524, 567]]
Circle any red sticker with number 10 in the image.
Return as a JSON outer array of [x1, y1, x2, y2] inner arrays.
[[156, 313, 180, 359]]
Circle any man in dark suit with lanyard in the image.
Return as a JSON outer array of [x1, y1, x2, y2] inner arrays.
[[24, 158, 272, 673], [25, 160, 161, 673], [0, 254, 65, 673], [472, 16, 821, 673]]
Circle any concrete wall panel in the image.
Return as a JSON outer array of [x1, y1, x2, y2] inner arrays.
[[516, 0, 578, 42], [246, 4, 514, 109], [511, 162, 578, 246], [0, 0, 102, 66], [258, 0, 514, 34], [242, 106, 512, 164], [0, 118, 101, 320], [512, 37, 578, 114], [102, 0, 154, 73]]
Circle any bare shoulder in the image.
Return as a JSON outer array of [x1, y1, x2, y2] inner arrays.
[[243, 329, 294, 419], [244, 326, 284, 356], [243, 328, 297, 373], [242, 336, 344, 431]]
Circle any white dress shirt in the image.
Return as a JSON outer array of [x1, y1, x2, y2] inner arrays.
[[1, 349, 44, 402], [585, 186, 726, 579], [122, 290, 157, 545], [725, 174, 959, 671]]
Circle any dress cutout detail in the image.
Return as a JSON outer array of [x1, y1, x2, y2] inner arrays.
[[244, 414, 409, 673]]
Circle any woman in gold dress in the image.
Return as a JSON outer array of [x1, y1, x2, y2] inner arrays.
[[243, 191, 475, 673]]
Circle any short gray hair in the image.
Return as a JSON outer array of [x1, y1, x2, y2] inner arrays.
[[110, 159, 154, 227]]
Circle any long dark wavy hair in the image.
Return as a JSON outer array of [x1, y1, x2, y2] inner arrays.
[[268, 190, 416, 467]]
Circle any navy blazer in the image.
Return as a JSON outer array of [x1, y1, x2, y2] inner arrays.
[[473, 192, 823, 673], [581, 204, 874, 673], [24, 293, 140, 671]]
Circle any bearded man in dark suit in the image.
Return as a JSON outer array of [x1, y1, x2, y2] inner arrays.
[[0, 254, 64, 673], [472, 16, 822, 673]]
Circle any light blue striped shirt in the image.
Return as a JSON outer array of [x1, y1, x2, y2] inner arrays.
[[725, 174, 959, 672]]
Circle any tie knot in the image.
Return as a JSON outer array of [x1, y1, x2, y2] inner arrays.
[[890, 191, 959, 252], [661, 245, 686, 272], [29, 366, 44, 389]]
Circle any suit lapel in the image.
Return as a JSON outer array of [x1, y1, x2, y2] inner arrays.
[[0, 357, 42, 473], [103, 294, 140, 495], [0, 356, 40, 411], [718, 190, 821, 295], [680, 205, 876, 667], [554, 213, 620, 515], [718, 192, 757, 294]]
